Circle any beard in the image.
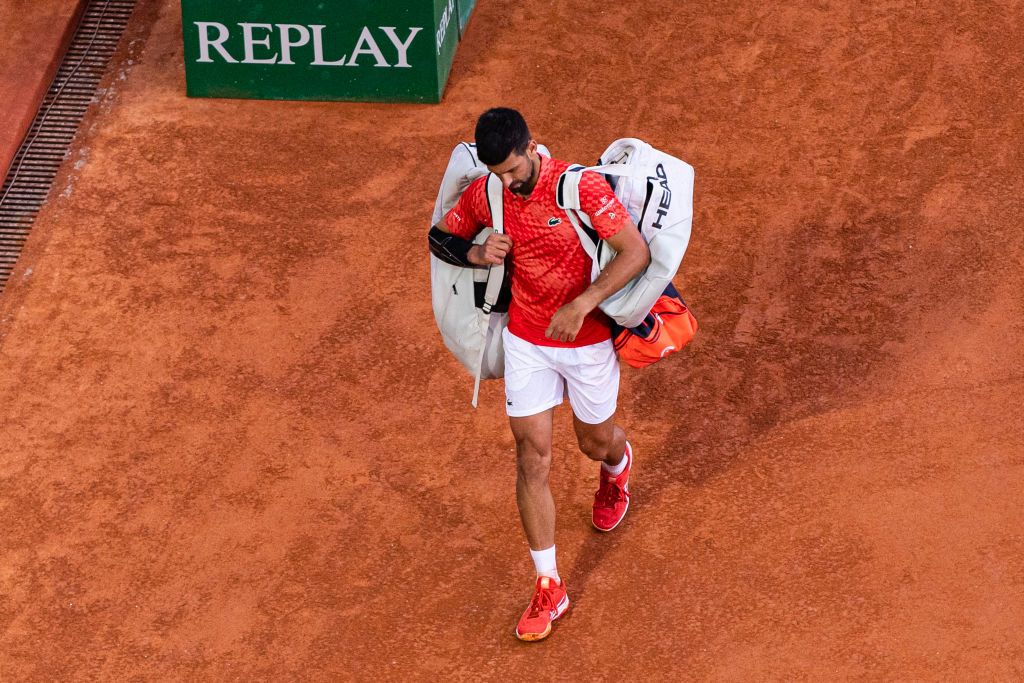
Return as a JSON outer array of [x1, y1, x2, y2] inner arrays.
[[510, 156, 540, 196]]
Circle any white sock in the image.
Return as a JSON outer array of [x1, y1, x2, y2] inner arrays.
[[530, 545, 559, 583], [602, 443, 629, 476]]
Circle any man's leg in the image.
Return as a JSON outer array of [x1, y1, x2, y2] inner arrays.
[[510, 409, 557, 554], [560, 337, 632, 532], [573, 413, 627, 469], [511, 411, 570, 641], [503, 330, 570, 641], [561, 337, 623, 465], [575, 413, 633, 531]]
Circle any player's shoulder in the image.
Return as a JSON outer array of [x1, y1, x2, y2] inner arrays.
[[577, 168, 615, 197], [544, 155, 573, 175], [465, 174, 488, 192], [459, 174, 489, 206], [546, 156, 609, 187]]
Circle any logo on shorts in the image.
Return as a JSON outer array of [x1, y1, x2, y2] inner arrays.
[[506, 399, 514, 406], [547, 217, 562, 227]]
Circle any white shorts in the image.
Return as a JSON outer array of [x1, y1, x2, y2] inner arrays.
[[502, 328, 620, 424]]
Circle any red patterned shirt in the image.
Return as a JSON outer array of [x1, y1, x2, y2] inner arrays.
[[444, 155, 631, 347]]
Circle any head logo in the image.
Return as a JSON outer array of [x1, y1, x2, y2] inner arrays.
[[646, 163, 672, 230]]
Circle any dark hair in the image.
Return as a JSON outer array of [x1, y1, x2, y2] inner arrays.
[[475, 108, 530, 165]]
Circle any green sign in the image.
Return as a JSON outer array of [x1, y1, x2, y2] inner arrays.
[[181, 0, 474, 103]]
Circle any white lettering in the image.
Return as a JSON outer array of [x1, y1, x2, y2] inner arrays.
[[195, 22, 236, 63], [193, 22, 424, 69], [277, 24, 311, 65], [240, 23, 278, 64], [435, 0, 455, 55], [310, 25, 346, 66], [379, 26, 422, 68], [347, 26, 389, 67]]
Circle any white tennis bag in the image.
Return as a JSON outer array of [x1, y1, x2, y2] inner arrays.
[[556, 138, 694, 329], [429, 142, 551, 406]]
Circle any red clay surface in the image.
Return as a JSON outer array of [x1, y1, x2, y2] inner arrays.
[[0, 0, 85, 178], [2, 0, 1024, 679]]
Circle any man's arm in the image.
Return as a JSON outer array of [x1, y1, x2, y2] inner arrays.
[[545, 222, 650, 342], [428, 223, 512, 267]]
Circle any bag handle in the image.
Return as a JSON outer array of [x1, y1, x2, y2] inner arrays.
[[481, 174, 506, 314], [472, 173, 507, 407]]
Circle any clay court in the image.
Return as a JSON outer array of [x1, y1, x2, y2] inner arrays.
[[2, 0, 1023, 679]]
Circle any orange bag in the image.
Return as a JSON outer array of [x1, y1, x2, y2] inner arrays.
[[613, 294, 698, 369]]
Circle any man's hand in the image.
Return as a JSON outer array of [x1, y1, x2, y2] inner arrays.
[[468, 233, 513, 266], [545, 300, 589, 343]]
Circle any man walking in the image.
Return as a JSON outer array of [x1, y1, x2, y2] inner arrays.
[[428, 108, 649, 641]]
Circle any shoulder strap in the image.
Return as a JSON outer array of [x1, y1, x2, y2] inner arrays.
[[563, 209, 603, 281], [481, 173, 505, 314], [485, 172, 504, 233], [555, 164, 586, 211], [556, 165, 608, 280], [471, 173, 507, 408], [556, 163, 637, 211]]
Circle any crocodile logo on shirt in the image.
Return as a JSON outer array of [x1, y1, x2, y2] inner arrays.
[[547, 217, 562, 227]]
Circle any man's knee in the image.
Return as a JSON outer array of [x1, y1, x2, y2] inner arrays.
[[515, 436, 551, 484], [577, 430, 614, 462]]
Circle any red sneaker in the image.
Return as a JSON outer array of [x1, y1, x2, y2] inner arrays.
[[592, 441, 632, 532], [515, 576, 569, 642]]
